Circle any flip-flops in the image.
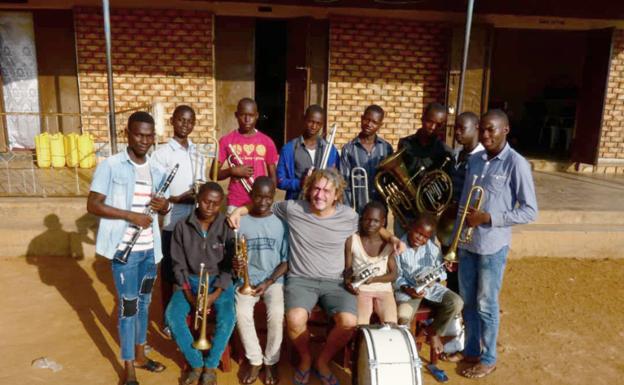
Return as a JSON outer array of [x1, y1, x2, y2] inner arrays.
[[426, 364, 449, 383], [462, 363, 497, 379], [134, 359, 166, 373], [293, 368, 310, 385], [314, 369, 339, 385]]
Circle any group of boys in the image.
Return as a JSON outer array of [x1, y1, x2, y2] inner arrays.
[[88, 97, 537, 385]]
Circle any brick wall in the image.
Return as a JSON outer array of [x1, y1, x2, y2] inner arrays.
[[600, 29, 624, 163], [74, 8, 215, 143], [327, 16, 449, 147]]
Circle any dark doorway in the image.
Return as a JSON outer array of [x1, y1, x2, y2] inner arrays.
[[488, 29, 588, 160], [255, 19, 287, 149]]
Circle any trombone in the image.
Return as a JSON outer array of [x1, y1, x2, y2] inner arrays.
[[443, 175, 485, 262], [192, 134, 220, 195], [350, 166, 369, 211], [192, 263, 212, 350]]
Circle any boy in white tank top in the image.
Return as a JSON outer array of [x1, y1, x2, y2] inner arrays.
[[344, 201, 398, 325]]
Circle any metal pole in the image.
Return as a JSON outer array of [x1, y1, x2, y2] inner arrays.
[[455, 0, 475, 116], [102, 0, 117, 154]]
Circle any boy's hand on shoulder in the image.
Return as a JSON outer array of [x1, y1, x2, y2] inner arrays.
[[390, 236, 406, 256], [127, 212, 152, 228]]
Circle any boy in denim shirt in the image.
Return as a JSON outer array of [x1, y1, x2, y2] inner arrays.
[[87, 111, 169, 385]]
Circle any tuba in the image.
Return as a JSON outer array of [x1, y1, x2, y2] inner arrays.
[[375, 147, 453, 230], [192, 263, 212, 350], [233, 229, 255, 295]]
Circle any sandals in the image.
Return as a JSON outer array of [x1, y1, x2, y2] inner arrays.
[[134, 359, 166, 373], [183, 370, 203, 385], [314, 369, 339, 385], [264, 364, 279, 385], [439, 352, 463, 363], [462, 363, 497, 379], [241, 364, 262, 384], [293, 368, 310, 385], [201, 368, 218, 385]]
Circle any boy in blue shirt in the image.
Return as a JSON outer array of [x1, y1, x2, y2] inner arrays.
[[234, 176, 289, 385], [395, 213, 463, 360]]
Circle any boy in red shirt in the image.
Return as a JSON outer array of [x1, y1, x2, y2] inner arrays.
[[217, 98, 278, 212]]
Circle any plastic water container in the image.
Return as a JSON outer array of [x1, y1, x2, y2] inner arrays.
[[50, 133, 66, 168], [78, 134, 96, 169], [34, 132, 51, 168], [64, 133, 80, 168]]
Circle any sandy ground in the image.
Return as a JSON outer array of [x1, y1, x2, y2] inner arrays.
[[1, 256, 623, 385]]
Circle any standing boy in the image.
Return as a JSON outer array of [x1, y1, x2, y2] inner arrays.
[[152, 105, 203, 317], [87, 111, 168, 385], [340, 104, 393, 214], [165, 182, 237, 385], [277, 105, 339, 200], [458, 110, 537, 379], [218, 98, 278, 212], [235, 177, 289, 385]]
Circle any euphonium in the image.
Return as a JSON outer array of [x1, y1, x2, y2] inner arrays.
[[443, 174, 485, 263], [412, 264, 447, 293], [192, 263, 212, 350], [351, 262, 381, 289], [233, 229, 255, 295]]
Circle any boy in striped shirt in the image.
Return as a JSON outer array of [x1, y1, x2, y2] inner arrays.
[[88, 111, 170, 385]]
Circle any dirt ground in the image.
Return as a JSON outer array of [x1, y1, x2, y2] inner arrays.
[[1, 256, 623, 385]]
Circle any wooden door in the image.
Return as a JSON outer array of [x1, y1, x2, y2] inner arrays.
[[571, 28, 614, 164]]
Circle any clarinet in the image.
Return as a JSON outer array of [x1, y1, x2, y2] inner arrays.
[[115, 163, 179, 264]]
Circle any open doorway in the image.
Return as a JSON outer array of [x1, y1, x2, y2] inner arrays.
[[488, 29, 587, 160], [255, 19, 287, 149]]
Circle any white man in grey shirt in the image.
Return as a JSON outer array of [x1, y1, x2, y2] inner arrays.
[[229, 169, 404, 385]]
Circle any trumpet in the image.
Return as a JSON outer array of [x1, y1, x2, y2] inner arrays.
[[233, 229, 255, 295], [227, 144, 254, 194], [350, 167, 369, 211], [443, 175, 485, 263], [192, 135, 220, 195], [351, 262, 381, 289], [192, 263, 212, 350], [412, 264, 446, 293]]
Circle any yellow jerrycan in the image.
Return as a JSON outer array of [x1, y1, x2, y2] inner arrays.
[[34, 132, 51, 168]]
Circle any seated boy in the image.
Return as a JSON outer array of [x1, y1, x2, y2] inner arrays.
[[165, 182, 236, 385], [234, 176, 288, 385], [394, 213, 463, 357]]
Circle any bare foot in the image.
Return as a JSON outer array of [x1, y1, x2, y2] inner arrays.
[[430, 334, 444, 356]]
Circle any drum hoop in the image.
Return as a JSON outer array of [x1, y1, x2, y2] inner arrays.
[[362, 328, 379, 385], [397, 326, 423, 384]]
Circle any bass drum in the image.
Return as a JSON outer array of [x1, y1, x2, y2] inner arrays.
[[352, 324, 423, 385]]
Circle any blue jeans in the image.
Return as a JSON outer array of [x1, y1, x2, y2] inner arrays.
[[458, 246, 508, 366], [165, 276, 236, 369], [111, 248, 157, 361]]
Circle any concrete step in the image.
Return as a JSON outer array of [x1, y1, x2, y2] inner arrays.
[[1, 197, 623, 259], [510, 224, 624, 259]]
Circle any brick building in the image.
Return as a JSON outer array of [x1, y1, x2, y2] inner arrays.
[[0, 0, 623, 172]]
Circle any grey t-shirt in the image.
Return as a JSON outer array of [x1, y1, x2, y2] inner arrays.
[[272, 200, 358, 281]]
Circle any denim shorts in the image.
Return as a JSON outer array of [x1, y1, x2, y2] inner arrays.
[[285, 276, 357, 316]]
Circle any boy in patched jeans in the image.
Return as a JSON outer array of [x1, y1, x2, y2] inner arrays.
[[394, 213, 463, 359]]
